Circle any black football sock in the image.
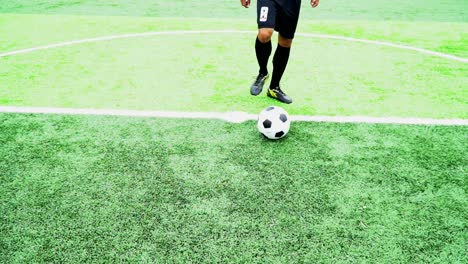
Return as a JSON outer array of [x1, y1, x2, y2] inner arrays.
[[270, 44, 291, 89], [255, 37, 272, 76]]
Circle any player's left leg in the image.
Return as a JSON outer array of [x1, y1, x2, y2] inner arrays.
[[266, 7, 300, 104], [267, 34, 293, 103]]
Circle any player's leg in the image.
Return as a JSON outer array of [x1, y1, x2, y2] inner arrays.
[[267, 7, 300, 104], [267, 34, 293, 103], [251, 0, 276, 96], [270, 34, 292, 89], [256, 28, 274, 76]]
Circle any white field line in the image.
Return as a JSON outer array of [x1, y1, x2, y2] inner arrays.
[[1, 106, 467, 126], [0, 30, 467, 63]]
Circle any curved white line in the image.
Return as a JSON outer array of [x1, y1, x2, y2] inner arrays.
[[0, 106, 466, 126], [0, 30, 466, 62]]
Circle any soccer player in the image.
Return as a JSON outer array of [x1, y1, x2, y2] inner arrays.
[[240, 0, 320, 104]]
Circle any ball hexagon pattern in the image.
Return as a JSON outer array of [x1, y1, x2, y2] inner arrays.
[[257, 106, 291, 140]]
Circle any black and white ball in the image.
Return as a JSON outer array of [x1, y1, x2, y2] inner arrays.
[[257, 106, 291, 140]]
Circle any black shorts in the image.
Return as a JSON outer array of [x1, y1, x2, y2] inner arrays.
[[257, 0, 301, 39]]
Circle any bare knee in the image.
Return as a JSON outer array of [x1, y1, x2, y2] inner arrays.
[[278, 34, 293, 47], [257, 28, 274, 43]]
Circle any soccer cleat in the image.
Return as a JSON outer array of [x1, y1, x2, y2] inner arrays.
[[250, 73, 269, 96], [267, 86, 293, 104]]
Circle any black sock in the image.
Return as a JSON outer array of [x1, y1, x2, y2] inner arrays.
[[255, 37, 272, 75], [270, 44, 291, 89]]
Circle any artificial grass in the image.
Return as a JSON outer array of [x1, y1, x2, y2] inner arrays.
[[1, 28, 466, 119], [0, 1, 466, 262], [1, 15, 467, 57], [1, 0, 466, 22], [0, 113, 466, 263]]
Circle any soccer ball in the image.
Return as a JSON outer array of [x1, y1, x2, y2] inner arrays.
[[257, 106, 291, 140]]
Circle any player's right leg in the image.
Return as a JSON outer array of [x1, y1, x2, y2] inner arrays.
[[251, 28, 273, 95], [251, 0, 276, 96]]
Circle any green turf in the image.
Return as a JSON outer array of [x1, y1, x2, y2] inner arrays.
[[1, 15, 467, 118], [0, 4, 466, 119], [1, 0, 467, 262], [0, 113, 466, 263], [1, 14, 467, 56], [1, 0, 467, 22]]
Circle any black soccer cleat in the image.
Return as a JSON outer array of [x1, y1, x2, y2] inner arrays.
[[267, 86, 293, 104], [250, 73, 269, 96]]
